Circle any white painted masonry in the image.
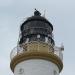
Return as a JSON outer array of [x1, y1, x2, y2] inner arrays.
[[14, 59, 59, 75]]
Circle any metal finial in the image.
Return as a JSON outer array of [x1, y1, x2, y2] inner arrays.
[[34, 9, 41, 16]]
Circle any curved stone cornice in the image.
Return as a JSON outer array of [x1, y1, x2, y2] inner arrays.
[[10, 51, 63, 73]]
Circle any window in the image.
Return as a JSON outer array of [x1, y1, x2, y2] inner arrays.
[[26, 38, 29, 43], [54, 70, 57, 75], [37, 34, 40, 38], [19, 68, 24, 74], [45, 37, 48, 43]]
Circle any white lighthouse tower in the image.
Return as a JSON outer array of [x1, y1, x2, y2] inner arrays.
[[10, 10, 64, 75]]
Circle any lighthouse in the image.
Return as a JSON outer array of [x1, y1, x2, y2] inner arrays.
[[10, 10, 64, 75]]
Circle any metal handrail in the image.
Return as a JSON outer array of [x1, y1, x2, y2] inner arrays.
[[10, 42, 63, 61], [22, 27, 51, 31]]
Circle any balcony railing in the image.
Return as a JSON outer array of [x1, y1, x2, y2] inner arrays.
[[10, 42, 64, 61]]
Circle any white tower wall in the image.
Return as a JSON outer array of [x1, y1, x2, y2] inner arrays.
[[14, 59, 59, 75]]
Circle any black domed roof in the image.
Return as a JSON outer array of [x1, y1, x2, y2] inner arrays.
[[21, 15, 53, 31], [19, 10, 54, 45]]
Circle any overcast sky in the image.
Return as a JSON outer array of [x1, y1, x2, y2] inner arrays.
[[0, 0, 75, 75]]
